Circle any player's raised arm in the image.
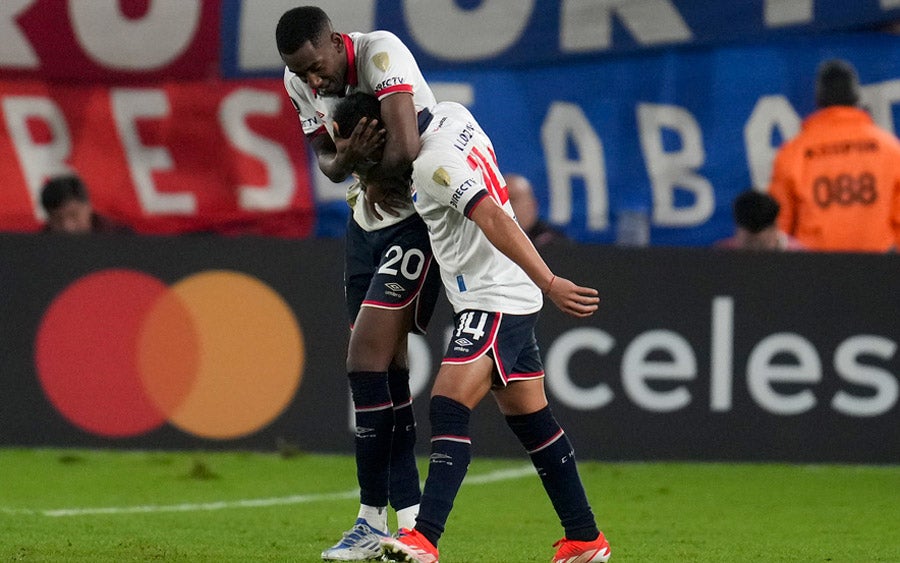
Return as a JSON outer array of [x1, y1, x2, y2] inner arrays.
[[468, 197, 599, 317], [361, 92, 420, 219], [375, 92, 420, 175]]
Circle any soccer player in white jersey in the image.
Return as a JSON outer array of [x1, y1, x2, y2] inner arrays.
[[276, 7, 443, 560], [332, 95, 612, 563]]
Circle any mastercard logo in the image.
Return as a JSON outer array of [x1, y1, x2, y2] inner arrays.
[[34, 269, 304, 440]]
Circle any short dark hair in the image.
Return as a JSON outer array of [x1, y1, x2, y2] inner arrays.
[[733, 190, 779, 234], [40, 175, 89, 212], [276, 6, 332, 54], [815, 59, 860, 108], [333, 92, 382, 139]]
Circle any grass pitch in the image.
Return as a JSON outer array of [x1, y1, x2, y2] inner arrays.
[[1, 448, 898, 562]]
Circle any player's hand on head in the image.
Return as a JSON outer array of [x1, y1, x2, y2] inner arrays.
[[544, 276, 600, 318], [333, 117, 385, 169], [350, 117, 386, 157]]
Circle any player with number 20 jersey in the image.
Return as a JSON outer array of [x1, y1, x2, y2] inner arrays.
[[284, 30, 436, 232], [277, 7, 443, 560]]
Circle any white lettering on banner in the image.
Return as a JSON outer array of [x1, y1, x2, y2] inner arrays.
[[0, 0, 38, 68], [744, 95, 801, 189], [710, 296, 734, 411], [404, 0, 533, 60], [408, 333, 433, 400], [543, 295, 898, 416], [831, 336, 898, 417], [68, 0, 201, 70], [239, 0, 376, 72], [541, 102, 609, 230], [225, 1, 900, 73], [545, 328, 615, 410], [111, 89, 196, 214], [219, 89, 296, 211], [747, 334, 822, 415], [637, 103, 713, 226], [560, 0, 692, 53], [2, 96, 73, 220], [861, 80, 900, 135], [622, 330, 697, 412], [764, 0, 813, 27], [432, 82, 475, 106]]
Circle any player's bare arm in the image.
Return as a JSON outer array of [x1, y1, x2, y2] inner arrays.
[[469, 197, 600, 318], [362, 92, 420, 220], [310, 118, 385, 183]]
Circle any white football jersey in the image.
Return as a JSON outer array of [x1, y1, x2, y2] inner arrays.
[[412, 102, 543, 314], [283, 31, 437, 231]]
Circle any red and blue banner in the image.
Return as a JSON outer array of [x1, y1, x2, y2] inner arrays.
[[1, 1, 899, 241], [0, 79, 316, 236]]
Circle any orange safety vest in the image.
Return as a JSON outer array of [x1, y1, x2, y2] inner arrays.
[[768, 106, 900, 252]]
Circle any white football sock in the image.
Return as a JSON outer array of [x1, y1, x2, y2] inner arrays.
[[396, 504, 419, 531], [357, 504, 388, 533]]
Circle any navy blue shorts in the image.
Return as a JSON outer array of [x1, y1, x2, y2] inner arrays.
[[443, 310, 544, 387], [345, 214, 441, 335]]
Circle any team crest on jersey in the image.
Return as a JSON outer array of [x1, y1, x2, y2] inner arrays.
[[372, 52, 390, 71], [432, 167, 451, 187]]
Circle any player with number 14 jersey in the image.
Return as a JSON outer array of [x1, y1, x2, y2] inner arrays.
[[411, 102, 542, 315]]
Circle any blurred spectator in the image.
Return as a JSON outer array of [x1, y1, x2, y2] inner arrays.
[[504, 173, 569, 247], [767, 59, 900, 252], [715, 189, 804, 250], [40, 175, 130, 234]]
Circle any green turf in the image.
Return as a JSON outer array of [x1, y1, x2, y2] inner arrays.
[[1, 448, 897, 562]]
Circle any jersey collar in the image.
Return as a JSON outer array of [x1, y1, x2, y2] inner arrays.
[[342, 34, 357, 91], [417, 107, 434, 135]]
